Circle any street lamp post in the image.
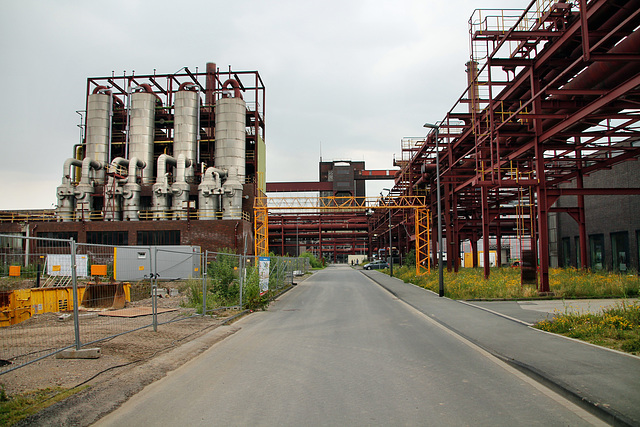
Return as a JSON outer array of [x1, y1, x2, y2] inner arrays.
[[424, 123, 444, 297], [382, 188, 393, 277], [296, 217, 300, 257]]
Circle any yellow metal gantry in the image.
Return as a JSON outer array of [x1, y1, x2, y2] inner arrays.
[[254, 195, 430, 276]]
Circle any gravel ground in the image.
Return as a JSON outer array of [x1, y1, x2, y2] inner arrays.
[[1, 292, 247, 426]]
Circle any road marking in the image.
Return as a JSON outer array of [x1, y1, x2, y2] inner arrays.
[[458, 300, 534, 326]]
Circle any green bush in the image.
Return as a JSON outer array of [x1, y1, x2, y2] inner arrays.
[[242, 265, 269, 311], [404, 249, 416, 267], [300, 252, 323, 269], [208, 249, 240, 306]]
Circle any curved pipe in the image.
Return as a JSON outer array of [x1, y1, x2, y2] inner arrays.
[[92, 85, 108, 94], [203, 166, 228, 180], [92, 85, 124, 107], [179, 82, 198, 91], [80, 157, 102, 185], [156, 154, 178, 184], [222, 79, 243, 99], [175, 154, 193, 183], [127, 157, 146, 184], [110, 156, 129, 168], [62, 158, 83, 184], [134, 83, 163, 105], [203, 166, 227, 189]]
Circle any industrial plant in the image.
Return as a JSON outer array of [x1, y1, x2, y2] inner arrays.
[[1, 0, 640, 294], [1, 63, 265, 253]]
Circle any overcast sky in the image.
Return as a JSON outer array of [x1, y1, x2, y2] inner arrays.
[[0, 0, 527, 210]]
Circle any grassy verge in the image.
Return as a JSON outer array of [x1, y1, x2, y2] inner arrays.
[[534, 302, 640, 355], [0, 386, 87, 426], [391, 265, 640, 300]]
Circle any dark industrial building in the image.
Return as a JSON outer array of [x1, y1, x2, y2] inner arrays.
[[554, 161, 640, 272]]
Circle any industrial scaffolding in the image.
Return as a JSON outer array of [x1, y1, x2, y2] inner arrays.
[[390, 0, 640, 292]]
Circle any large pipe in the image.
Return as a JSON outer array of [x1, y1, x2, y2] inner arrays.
[[103, 157, 129, 221], [198, 167, 227, 220], [222, 167, 243, 220], [75, 157, 102, 221], [221, 79, 243, 100], [56, 158, 83, 221], [171, 154, 192, 219], [123, 157, 146, 221], [152, 154, 178, 220], [466, 61, 479, 115]]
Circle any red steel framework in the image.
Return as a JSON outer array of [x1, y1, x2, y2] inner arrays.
[[384, 0, 640, 292]]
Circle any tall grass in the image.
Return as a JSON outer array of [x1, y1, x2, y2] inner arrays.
[[392, 266, 640, 300], [535, 301, 640, 354]]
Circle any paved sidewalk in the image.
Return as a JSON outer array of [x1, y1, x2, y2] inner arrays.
[[463, 298, 639, 325], [362, 270, 640, 426]]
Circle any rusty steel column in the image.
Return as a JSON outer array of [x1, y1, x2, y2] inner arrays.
[[453, 191, 460, 272], [481, 186, 491, 279], [430, 187, 438, 268], [205, 62, 217, 140], [531, 68, 550, 293], [576, 172, 588, 269], [472, 232, 479, 268], [496, 226, 502, 268], [444, 183, 454, 272]]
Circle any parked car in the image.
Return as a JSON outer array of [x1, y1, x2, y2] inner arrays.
[[363, 260, 390, 270]]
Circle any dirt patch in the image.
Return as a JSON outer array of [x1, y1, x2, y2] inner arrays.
[[1, 292, 246, 426], [1, 275, 306, 425]]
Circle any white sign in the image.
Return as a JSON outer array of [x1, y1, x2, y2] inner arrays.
[[258, 257, 270, 295], [46, 254, 88, 277]]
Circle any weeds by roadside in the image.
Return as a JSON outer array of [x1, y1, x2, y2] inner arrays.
[[534, 301, 640, 355], [391, 265, 640, 300], [0, 386, 86, 426]]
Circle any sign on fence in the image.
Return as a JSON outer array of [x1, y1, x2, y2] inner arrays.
[[259, 257, 270, 295], [46, 254, 88, 277]]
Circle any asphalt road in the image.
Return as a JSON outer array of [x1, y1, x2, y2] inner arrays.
[[95, 265, 603, 426]]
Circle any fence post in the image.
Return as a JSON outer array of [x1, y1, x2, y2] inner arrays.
[[238, 254, 244, 309], [70, 238, 81, 351], [202, 251, 207, 316], [152, 246, 158, 332]]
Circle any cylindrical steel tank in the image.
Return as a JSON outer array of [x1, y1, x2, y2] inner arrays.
[[174, 89, 199, 182], [215, 97, 246, 182], [198, 167, 225, 220], [152, 154, 177, 220], [129, 92, 156, 184], [56, 158, 83, 221], [123, 157, 145, 221], [222, 167, 243, 220], [85, 93, 110, 183]]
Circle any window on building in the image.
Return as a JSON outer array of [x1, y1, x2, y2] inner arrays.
[[637, 231, 640, 272], [589, 234, 605, 270], [137, 230, 180, 246], [36, 232, 78, 247], [86, 231, 128, 246], [561, 237, 571, 268], [575, 236, 581, 268], [0, 233, 23, 251], [610, 232, 629, 272]]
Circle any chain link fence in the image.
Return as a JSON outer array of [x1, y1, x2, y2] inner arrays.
[[0, 234, 310, 375]]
